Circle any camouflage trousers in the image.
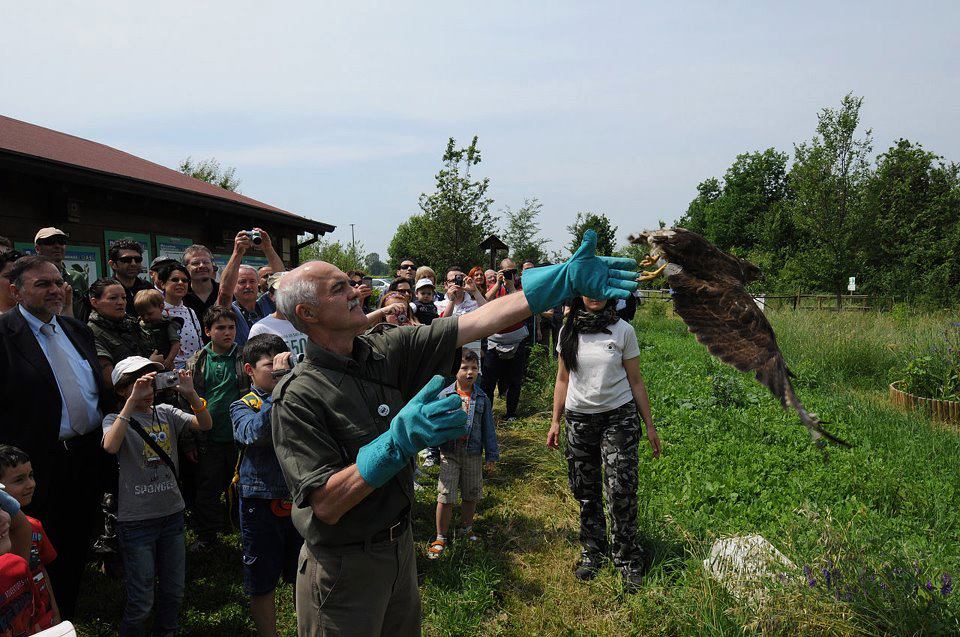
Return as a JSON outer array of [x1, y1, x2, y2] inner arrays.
[[565, 401, 643, 571]]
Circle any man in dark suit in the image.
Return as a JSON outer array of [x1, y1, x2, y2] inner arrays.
[[0, 255, 112, 619]]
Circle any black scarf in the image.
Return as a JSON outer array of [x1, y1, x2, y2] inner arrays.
[[573, 306, 619, 334]]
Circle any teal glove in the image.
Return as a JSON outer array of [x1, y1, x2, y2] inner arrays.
[[521, 229, 639, 313], [356, 375, 467, 488]]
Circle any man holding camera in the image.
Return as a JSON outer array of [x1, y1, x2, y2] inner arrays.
[[479, 258, 528, 422], [216, 229, 286, 346], [271, 231, 638, 636], [0, 255, 112, 619]]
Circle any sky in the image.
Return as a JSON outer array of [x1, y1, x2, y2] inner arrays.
[[3, 1, 958, 260]]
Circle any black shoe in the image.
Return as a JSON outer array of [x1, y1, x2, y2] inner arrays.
[[573, 555, 604, 581], [620, 566, 644, 593]]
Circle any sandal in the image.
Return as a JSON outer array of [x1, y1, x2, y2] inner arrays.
[[426, 538, 446, 560]]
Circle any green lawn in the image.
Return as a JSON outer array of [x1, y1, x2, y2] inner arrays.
[[76, 307, 960, 636]]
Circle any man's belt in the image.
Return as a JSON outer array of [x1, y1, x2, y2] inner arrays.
[[311, 509, 410, 553]]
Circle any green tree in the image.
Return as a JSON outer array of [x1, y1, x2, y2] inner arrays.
[[860, 139, 960, 305], [178, 156, 241, 192], [566, 212, 617, 256], [789, 93, 873, 294], [387, 137, 498, 272], [363, 252, 389, 276], [300, 237, 364, 273], [502, 198, 549, 264]]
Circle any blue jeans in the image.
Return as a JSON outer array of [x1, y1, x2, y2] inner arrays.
[[117, 511, 186, 637]]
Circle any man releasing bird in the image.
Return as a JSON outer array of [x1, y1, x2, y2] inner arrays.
[[630, 228, 850, 449]]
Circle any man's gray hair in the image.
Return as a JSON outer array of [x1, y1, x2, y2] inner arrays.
[[276, 276, 319, 333], [237, 264, 258, 276]]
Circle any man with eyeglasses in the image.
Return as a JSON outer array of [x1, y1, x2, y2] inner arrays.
[[182, 244, 220, 340], [107, 239, 154, 317], [396, 259, 417, 283], [34, 227, 88, 319]]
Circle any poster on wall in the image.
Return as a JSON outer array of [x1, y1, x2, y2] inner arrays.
[[15, 242, 103, 286], [155, 235, 193, 262], [211, 254, 270, 282], [104, 230, 152, 268]]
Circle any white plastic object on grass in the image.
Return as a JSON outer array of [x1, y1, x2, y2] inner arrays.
[[703, 534, 795, 605]]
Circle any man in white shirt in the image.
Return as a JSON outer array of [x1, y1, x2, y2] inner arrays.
[[248, 273, 308, 357]]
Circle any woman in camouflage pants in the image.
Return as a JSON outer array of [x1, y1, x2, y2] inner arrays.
[[547, 296, 660, 592]]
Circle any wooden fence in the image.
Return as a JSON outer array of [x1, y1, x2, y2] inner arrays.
[[638, 290, 897, 312]]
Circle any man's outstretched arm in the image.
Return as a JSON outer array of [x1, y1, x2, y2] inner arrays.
[[456, 230, 639, 347], [457, 290, 531, 347]]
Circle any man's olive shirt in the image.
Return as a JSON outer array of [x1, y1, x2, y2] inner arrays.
[[271, 317, 459, 547]]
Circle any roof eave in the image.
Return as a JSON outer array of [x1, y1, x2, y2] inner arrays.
[[0, 149, 336, 235]]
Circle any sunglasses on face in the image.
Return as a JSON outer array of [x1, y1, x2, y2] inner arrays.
[[117, 256, 143, 264], [349, 280, 361, 287], [38, 237, 67, 246], [399, 264, 416, 270]]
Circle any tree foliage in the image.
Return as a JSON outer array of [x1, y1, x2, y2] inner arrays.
[[387, 137, 498, 272], [300, 237, 364, 273], [566, 212, 618, 256], [502, 198, 549, 264], [677, 93, 960, 306], [363, 252, 389, 276], [178, 156, 241, 192]]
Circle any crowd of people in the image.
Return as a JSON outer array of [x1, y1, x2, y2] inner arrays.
[[0, 225, 654, 636]]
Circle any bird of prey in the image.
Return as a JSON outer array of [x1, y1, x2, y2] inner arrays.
[[629, 228, 850, 449]]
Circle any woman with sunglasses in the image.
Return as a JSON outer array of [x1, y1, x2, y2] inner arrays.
[[158, 264, 203, 369], [107, 239, 154, 316]]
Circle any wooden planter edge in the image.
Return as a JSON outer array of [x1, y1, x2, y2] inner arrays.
[[889, 380, 960, 430]]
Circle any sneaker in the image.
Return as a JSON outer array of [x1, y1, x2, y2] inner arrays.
[[187, 538, 213, 554]]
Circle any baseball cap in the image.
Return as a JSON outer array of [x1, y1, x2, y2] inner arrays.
[[34, 227, 68, 242], [415, 278, 435, 291], [111, 356, 164, 387], [267, 271, 286, 290], [150, 256, 179, 270]]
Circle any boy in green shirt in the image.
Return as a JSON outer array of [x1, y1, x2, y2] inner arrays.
[[185, 305, 249, 550]]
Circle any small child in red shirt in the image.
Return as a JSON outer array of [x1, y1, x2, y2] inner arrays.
[[0, 490, 42, 636], [0, 446, 60, 630]]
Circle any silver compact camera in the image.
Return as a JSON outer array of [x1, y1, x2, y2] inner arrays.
[[153, 371, 180, 391], [245, 229, 263, 245]]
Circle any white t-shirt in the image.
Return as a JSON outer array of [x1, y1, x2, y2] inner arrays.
[[248, 315, 309, 358], [163, 301, 202, 369], [558, 318, 641, 414], [437, 296, 481, 350]]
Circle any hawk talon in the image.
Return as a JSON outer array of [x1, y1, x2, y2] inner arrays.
[[637, 263, 667, 282]]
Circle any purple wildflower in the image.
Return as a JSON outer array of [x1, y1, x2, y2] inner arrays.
[[926, 580, 934, 592], [942, 573, 953, 597], [803, 565, 816, 588]]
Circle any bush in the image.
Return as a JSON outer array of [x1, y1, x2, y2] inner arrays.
[[901, 325, 960, 400]]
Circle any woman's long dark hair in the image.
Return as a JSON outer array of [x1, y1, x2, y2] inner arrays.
[[559, 297, 617, 373]]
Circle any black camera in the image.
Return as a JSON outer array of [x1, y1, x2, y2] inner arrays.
[[453, 274, 464, 287], [270, 353, 306, 379], [503, 269, 516, 281], [245, 230, 263, 246], [153, 371, 180, 391]]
